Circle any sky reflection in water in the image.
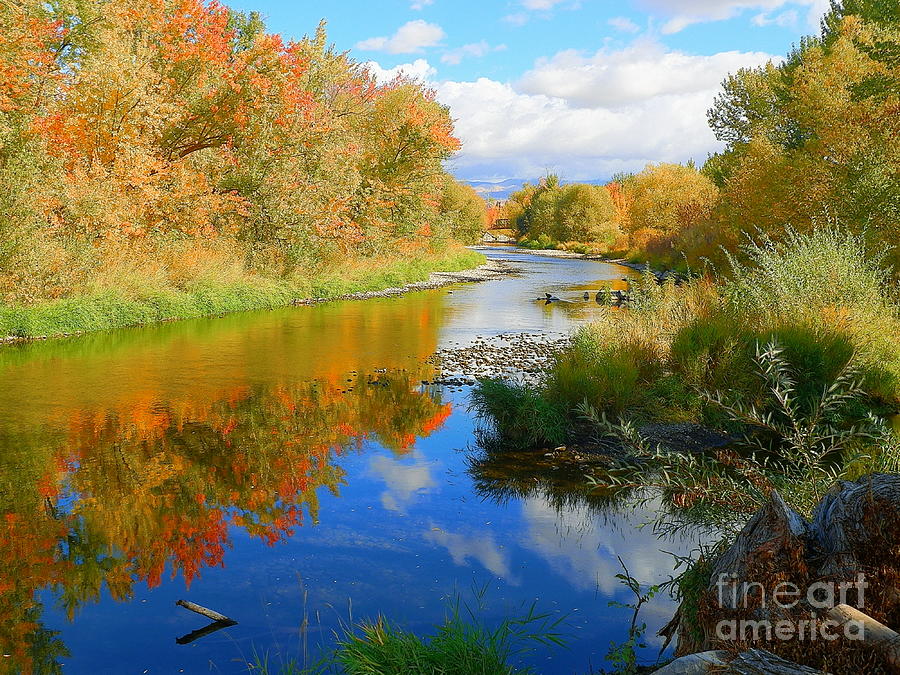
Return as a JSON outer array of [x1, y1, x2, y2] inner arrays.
[[0, 249, 702, 674]]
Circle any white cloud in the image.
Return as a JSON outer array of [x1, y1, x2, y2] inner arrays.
[[356, 20, 445, 54], [434, 41, 776, 180], [441, 41, 507, 65], [637, 0, 830, 33], [423, 526, 515, 581], [506, 0, 576, 25], [752, 9, 800, 27], [517, 41, 773, 107], [608, 16, 641, 33], [503, 12, 530, 26], [522, 0, 565, 8], [410, 0, 433, 9], [364, 58, 437, 85]]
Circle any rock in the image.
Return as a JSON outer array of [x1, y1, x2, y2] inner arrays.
[[638, 423, 733, 455]]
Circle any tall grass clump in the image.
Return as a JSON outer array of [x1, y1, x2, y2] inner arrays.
[[719, 229, 900, 403], [251, 594, 566, 675], [546, 271, 716, 419], [625, 229, 900, 420], [667, 229, 900, 413], [330, 605, 563, 675], [469, 379, 567, 448]]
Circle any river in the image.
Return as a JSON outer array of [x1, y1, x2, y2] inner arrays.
[[0, 247, 698, 674]]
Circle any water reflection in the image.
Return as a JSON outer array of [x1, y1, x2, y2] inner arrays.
[[370, 450, 440, 513], [0, 291, 455, 674], [422, 526, 516, 582], [0, 251, 692, 674], [467, 446, 712, 656]]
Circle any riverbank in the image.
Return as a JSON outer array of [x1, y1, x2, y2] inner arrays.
[[471, 231, 900, 458], [294, 257, 516, 305], [0, 247, 498, 344]]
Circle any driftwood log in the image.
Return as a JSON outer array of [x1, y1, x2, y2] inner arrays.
[[661, 474, 900, 672], [176, 599, 237, 625], [811, 474, 900, 579], [828, 603, 900, 669], [653, 648, 825, 674]]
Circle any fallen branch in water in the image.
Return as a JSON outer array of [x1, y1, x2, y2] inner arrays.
[[176, 599, 237, 626], [176, 620, 236, 645]]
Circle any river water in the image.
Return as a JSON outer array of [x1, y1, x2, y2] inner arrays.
[[0, 248, 698, 674]]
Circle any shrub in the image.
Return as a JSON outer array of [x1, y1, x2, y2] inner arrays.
[[588, 340, 890, 520], [724, 229, 900, 406], [518, 234, 556, 250], [544, 327, 663, 416]]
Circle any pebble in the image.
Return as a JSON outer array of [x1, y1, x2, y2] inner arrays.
[[424, 332, 569, 386]]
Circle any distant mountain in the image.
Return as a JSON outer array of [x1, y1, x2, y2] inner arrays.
[[463, 178, 610, 201], [464, 179, 526, 201]]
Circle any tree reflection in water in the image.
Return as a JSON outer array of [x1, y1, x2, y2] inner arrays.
[[0, 369, 450, 673]]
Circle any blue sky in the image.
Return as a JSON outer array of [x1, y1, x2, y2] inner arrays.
[[226, 0, 832, 182]]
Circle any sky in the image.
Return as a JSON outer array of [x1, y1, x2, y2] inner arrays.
[[225, 0, 834, 183]]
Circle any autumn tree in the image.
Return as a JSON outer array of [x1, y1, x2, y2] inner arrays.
[[553, 183, 618, 244], [438, 177, 488, 244], [621, 163, 718, 260], [705, 0, 900, 265], [0, 2, 467, 302]]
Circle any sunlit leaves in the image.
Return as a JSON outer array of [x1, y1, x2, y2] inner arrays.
[[0, 2, 465, 300], [705, 6, 900, 264]]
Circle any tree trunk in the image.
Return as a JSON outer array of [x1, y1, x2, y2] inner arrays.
[[652, 649, 824, 674], [663, 474, 900, 672]]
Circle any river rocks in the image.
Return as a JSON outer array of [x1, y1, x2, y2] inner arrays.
[[496, 246, 608, 261], [426, 332, 569, 386], [421, 376, 478, 387]]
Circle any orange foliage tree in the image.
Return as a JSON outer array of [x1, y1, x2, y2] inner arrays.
[[0, 2, 467, 302]]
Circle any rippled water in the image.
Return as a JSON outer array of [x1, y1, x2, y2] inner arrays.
[[0, 248, 699, 674]]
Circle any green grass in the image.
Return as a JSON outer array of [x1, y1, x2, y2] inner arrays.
[[0, 248, 485, 341], [469, 378, 567, 448], [251, 594, 567, 675], [544, 325, 665, 417], [307, 248, 485, 297]]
